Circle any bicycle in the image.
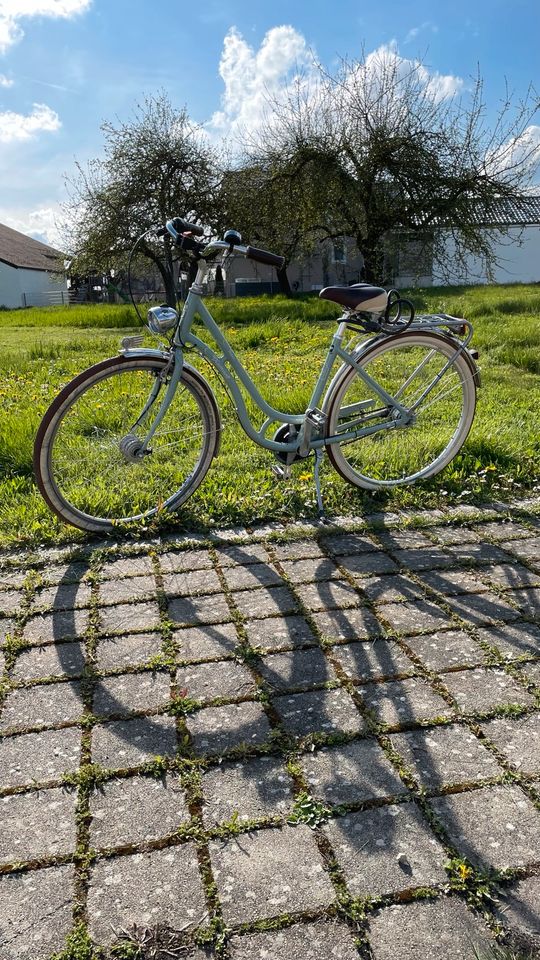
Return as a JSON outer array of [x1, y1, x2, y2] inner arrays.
[[34, 217, 480, 533]]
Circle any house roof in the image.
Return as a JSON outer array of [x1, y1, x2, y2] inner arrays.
[[425, 195, 540, 228], [0, 222, 65, 272]]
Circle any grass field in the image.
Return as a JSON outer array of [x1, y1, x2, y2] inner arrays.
[[1, 285, 539, 549]]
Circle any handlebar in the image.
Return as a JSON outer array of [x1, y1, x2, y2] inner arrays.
[[164, 218, 285, 271]]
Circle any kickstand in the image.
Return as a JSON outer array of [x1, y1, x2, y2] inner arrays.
[[313, 449, 327, 521]]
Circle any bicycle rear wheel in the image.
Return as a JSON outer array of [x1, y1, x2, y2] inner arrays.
[[34, 354, 220, 532], [325, 331, 477, 489]]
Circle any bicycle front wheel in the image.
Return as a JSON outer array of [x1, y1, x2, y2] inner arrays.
[[34, 355, 220, 532], [325, 331, 477, 489]]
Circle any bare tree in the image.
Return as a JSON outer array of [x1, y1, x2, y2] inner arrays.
[[237, 49, 540, 283], [62, 92, 223, 304]]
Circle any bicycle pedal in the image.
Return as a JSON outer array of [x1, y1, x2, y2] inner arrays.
[[272, 464, 291, 481], [305, 407, 326, 429]]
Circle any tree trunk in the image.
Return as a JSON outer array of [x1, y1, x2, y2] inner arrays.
[[277, 266, 292, 296]]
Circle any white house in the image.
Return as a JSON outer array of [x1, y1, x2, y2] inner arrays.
[[394, 196, 540, 288], [0, 222, 68, 308]]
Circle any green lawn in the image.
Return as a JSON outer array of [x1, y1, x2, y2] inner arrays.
[[0, 285, 539, 548]]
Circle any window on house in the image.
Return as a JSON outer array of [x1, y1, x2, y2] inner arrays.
[[332, 239, 346, 264], [397, 237, 433, 277]]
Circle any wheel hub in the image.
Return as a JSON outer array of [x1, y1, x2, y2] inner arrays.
[[119, 433, 150, 463]]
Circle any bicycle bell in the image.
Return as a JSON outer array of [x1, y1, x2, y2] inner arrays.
[[147, 304, 178, 334]]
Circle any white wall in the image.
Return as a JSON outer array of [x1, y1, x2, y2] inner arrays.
[[0, 261, 23, 308], [434, 227, 540, 285], [0, 263, 68, 308]]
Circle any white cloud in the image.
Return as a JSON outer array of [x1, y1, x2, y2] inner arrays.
[[210, 30, 464, 144], [0, 0, 92, 53], [210, 25, 316, 138], [0, 71, 12, 86], [487, 124, 540, 177], [0, 205, 62, 246], [0, 102, 60, 142], [404, 21, 438, 44]]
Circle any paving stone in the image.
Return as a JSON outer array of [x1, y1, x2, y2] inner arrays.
[[429, 785, 540, 870], [201, 755, 294, 825], [389, 724, 501, 788], [311, 607, 382, 641], [12, 641, 85, 681], [0, 864, 74, 960], [331, 639, 415, 682], [228, 921, 360, 960], [446, 543, 517, 565], [0, 570, 27, 590], [89, 773, 189, 848], [367, 897, 493, 960], [338, 552, 399, 576], [33, 582, 91, 612], [100, 555, 155, 579], [476, 622, 540, 662], [23, 608, 89, 644], [174, 623, 239, 661], [0, 592, 24, 617], [258, 648, 336, 691], [374, 529, 435, 550], [299, 579, 362, 613], [324, 802, 447, 897], [91, 715, 177, 768], [301, 739, 407, 805], [162, 568, 222, 597], [0, 681, 84, 733], [322, 532, 379, 555], [99, 576, 158, 606], [278, 557, 341, 584], [478, 521, 535, 541], [0, 619, 15, 647], [379, 600, 452, 635], [480, 563, 540, 590], [98, 601, 161, 635], [97, 633, 164, 671], [426, 525, 481, 545], [187, 701, 272, 755], [168, 594, 232, 627], [405, 629, 487, 672], [360, 678, 451, 727], [508, 587, 540, 618], [495, 876, 540, 939], [176, 659, 255, 702], [222, 563, 283, 591], [0, 786, 77, 865], [497, 537, 540, 563], [92, 672, 171, 717], [159, 549, 213, 573], [244, 615, 316, 651], [232, 586, 299, 619], [442, 668, 535, 713], [391, 547, 454, 570], [360, 575, 427, 604], [273, 688, 365, 737], [87, 845, 206, 946], [420, 568, 490, 596], [480, 714, 540, 774], [271, 540, 325, 561], [40, 563, 89, 586], [445, 591, 520, 626], [209, 824, 335, 924], [0, 727, 81, 788], [215, 543, 269, 566]]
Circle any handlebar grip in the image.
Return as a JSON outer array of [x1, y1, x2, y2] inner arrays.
[[246, 245, 286, 270], [171, 217, 204, 237]]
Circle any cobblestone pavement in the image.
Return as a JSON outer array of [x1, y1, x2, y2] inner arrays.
[[1, 500, 540, 959]]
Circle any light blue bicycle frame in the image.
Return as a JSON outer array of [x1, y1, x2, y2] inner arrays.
[[135, 284, 416, 458]]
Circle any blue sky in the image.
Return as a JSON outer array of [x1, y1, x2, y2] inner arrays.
[[0, 0, 539, 246]]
